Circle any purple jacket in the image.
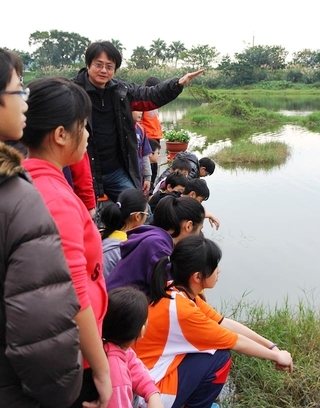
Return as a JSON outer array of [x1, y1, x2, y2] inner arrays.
[[106, 225, 173, 296]]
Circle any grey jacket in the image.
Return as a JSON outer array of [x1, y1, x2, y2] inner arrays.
[[102, 237, 122, 280], [0, 143, 82, 408]]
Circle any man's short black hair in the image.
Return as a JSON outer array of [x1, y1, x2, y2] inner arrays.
[[85, 41, 122, 70], [199, 157, 215, 175]]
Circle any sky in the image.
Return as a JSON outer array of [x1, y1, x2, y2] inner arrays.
[[1, 0, 319, 62]]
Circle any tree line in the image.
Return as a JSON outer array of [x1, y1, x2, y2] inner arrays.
[[6, 30, 320, 87]]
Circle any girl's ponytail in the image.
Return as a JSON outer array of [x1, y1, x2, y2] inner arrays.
[[149, 256, 172, 305]]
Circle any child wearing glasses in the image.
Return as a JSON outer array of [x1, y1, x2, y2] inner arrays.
[[106, 195, 205, 297], [101, 188, 149, 279], [0, 49, 82, 408]]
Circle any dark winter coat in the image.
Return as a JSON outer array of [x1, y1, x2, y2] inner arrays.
[[72, 69, 183, 198], [0, 143, 82, 408]]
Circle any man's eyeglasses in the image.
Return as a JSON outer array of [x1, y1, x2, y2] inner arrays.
[[92, 62, 115, 72], [130, 211, 150, 217], [0, 88, 30, 102]]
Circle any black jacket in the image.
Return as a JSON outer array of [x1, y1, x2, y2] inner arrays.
[[72, 69, 183, 198], [0, 143, 82, 408]]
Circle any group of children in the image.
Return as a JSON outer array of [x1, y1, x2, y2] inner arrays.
[[102, 216, 294, 408], [0, 47, 294, 408], [100, 87, 294, 408], [99, 159, 293, 407]]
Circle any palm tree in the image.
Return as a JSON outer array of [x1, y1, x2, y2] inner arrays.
[[149, 39, 167, 65], [169, 41, 187, 68], [129, 46, 151, 70], [110, 39, 126, 56]]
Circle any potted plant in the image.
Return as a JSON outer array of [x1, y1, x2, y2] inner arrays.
[[163, 129, 191, 159]]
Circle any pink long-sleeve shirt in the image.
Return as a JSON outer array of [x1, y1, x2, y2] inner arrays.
[[104, 342, 159, 407]]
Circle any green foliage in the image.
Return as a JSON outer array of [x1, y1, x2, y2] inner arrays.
[[128, 46, 151, 70], [7, 31, 320, 90], [149, 38, 167, 65], [285, 69, 304, 83], [182, 91, 286, 125], [220, 98, 254, 119], [291, 48, 320, 68], [168, 41, 187, 68], [299, 111, 320, 131], [257, 80, 294, 90], [163, 129, 190, 142], [183, 44, 219, 70], [235, 45, 288, 70], [28, 30, 90, 71], [109, 39, 126, 56], [219, 296, 320, 408], [212, 140, 290, 168]]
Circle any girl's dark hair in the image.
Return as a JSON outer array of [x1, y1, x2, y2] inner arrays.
[[101, 188, 148, 239], [152, 195, 205, 238], [21, 77, 92, 149], [102, 286, 148, 346], [85, 41, 122, 70], [150, 235, 222, 305], [0, 49, 23, 105]]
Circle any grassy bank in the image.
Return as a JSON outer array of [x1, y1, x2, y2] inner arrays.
[[212, 140, 290, 168], [177, 88, 320, 147], [215, 296, 320, 408]]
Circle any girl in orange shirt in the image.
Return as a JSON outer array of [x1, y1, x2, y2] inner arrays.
[[133, 235, 293, 408]]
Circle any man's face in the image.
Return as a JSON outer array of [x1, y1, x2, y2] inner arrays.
[[87, 52, 116, 88]]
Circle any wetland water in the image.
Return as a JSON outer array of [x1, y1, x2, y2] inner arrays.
[[159, 100, 320, 313]]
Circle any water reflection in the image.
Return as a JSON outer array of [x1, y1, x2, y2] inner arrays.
[[242, 94, 320, 112], [278, 110, 312, 117], [159, 99, 320, 312], [200, 125, 320, 313]]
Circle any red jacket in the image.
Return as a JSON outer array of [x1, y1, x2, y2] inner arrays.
[[24, 158, 108, 369], [69, 152, 96, 210]]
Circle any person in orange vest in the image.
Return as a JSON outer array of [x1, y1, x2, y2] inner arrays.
[[140, 77, 164, 189]]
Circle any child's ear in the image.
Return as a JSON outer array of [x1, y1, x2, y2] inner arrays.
[[191, 271, 201, 284], [185, 219, 194, 233], [139, 324, 147, 338], [53, 126, 67, 146]]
